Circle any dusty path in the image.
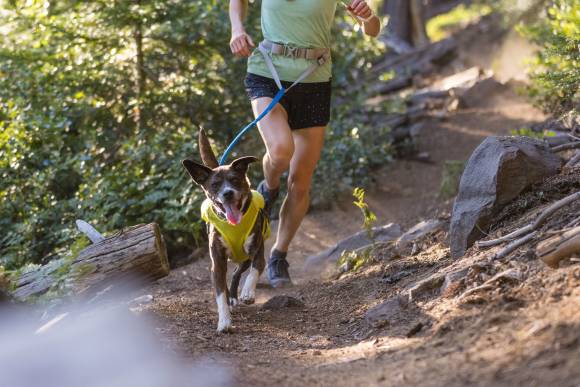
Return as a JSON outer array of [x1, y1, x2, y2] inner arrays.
[[137, 75, 580, 386], [139, 17, 580, 386]]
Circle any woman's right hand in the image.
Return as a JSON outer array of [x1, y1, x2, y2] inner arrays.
[[230, 29, 255, 57]]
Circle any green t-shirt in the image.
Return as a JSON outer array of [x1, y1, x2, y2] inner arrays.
[[247, 0, 339, 83]]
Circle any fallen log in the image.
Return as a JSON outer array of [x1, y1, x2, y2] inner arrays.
[[12, 223, 169, 301], [537, 225, 580, 269], [374, 37, 457, 73], [369, 37, 458, 95], [408, 89, 450, 105]]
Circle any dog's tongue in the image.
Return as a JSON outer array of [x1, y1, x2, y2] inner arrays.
[[224, 203, 242, 225]]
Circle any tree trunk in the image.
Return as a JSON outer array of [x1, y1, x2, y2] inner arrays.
[[368, 37, 457, 94], [382, 0, 429, 51], [134, 0, 145, 132], [12, 223, 169, 301], [410, 0, 430, 47]]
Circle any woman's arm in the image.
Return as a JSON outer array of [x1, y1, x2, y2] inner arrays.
[[348, 0, 381, 38], [229, 0, 254, 57]]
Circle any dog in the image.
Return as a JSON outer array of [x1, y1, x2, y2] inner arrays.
[[182, 129, 269, 333]]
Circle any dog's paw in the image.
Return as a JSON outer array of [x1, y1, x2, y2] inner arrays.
[[229, 297, 239, 307], [240, 267, 259, 305], [216, 318, 233, 333], [239, 294, 255, 305]]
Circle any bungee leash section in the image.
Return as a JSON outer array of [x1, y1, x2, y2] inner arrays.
[[218, 40, 330, 166]]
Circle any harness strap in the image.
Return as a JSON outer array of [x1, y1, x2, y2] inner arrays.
[[260, 40, 329, 61], [258, 40, 330, 92], [219, 41, 330, 165]]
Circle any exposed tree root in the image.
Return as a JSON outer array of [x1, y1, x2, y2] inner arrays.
[[476, 192, 580, 248]]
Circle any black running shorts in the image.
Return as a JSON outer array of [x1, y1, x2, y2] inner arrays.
[[244, 73, 331, 130]]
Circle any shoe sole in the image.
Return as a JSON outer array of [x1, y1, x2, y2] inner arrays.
[[269, 278, 294, 289]]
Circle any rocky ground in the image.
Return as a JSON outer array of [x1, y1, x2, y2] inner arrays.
[[136, 16, 580, 387]]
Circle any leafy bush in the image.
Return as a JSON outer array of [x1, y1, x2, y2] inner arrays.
[[519, 0, 579, 116], [427, 3, 493, 41], [0, 1, 392, 270]]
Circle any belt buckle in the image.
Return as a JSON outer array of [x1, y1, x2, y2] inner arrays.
[[284, 45, 298, 59], [317, 52, 328, 65]]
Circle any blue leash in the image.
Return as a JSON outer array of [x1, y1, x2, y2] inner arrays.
[[219, 88, 285, 165], [219, 41, 330, 165]]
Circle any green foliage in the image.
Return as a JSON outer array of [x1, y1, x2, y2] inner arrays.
[[518, 0, 579, 115], [0, 1, 393, 270], [337, 248, 372, 273], [352, 187, 377, 242], [510, 127, 557, 138], [427, 3, 493, 41], [439, 160, 466, 199]]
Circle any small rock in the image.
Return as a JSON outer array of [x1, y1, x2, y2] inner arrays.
[[406, 322, 424, 338], [396, 219, 446, 250], [440, 267, 470, 294], [408, 274, 445, 301], [381, 270, 412, 285], [458, 77, 509, 109], [130, 294, 154, 306], [312, 350, 322, 356], [365, 295, 409, 328], [413, 152, 432, 163], [304, 224, 402, 270], [261, 295, 305, 310]]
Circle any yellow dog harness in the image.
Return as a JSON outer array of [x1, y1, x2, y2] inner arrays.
[[201, 190, 270, 263]]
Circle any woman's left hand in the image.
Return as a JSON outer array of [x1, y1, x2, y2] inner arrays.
[[348, 0, 373, 21]]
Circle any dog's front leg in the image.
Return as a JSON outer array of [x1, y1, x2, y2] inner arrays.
[[209, 237, 232, 333], [229, 260, 251, 306], [240, 235, 265, 305]]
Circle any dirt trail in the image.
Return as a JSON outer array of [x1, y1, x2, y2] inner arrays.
[[141, 19, 580, 387]]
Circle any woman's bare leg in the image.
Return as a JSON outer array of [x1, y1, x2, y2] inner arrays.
[[273, 126, 325, 252], [251, 98, 294, 191], [251, 97, 325, 286]]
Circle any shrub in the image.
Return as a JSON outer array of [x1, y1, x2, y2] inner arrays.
[[520, 0, 579, 116], [0, 1, 393, 270]]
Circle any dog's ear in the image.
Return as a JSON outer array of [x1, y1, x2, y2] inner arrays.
[[198, 128, 219, 169], [182, 159, 213, 185], [230, 156, 259, 174]]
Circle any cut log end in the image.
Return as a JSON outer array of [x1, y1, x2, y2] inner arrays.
[[538, 226, 580, 269]]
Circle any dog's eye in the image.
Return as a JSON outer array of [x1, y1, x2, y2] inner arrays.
[[211, 181, 221, 190], [231, 178, 241, 186]]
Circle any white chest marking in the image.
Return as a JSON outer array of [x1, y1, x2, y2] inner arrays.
[[243, 233, 255, 255], [218, 235, 233, 256]]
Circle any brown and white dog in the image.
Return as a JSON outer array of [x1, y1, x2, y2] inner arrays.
[[182, 129, 267, 333]]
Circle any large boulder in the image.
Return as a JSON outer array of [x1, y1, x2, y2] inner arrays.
[[450, 136, 561, 258]]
